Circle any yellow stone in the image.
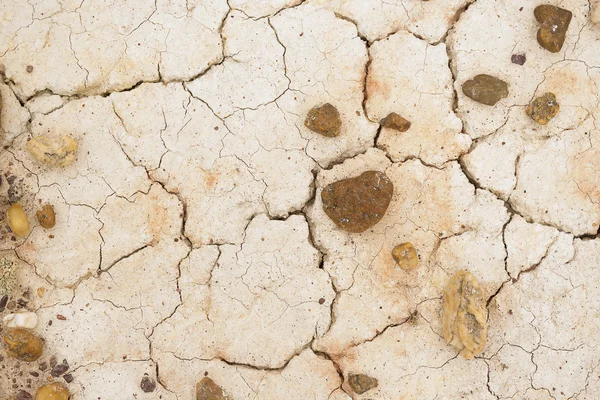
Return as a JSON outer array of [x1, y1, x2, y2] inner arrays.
[[7, 203, 30, 237], [27, 135, 79, 167], [442, 270, 487, 359], [36, 382, 70, 400], [4, 328, 44, 362], [391, 242, 419, 270]]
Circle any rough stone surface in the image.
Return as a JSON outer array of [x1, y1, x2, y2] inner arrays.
[[442, 270, 488, 359], [462, 74, 509, 106], [534, 5, 573, 53], [321, 171, 393, 233], [304, 103, 342, 137], [380, 112, 411, 132], [1, 1, 599, 398], [525, 92, 560, 125]]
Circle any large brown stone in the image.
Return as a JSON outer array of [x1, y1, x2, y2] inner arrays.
[[534, 5, 572, 53], [462, 74, 509, 106], [321, 171, 393, 233], [304, 103, 342, 137], [3, 328, 44, 362]]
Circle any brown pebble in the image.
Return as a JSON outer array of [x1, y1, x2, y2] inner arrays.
[[26, 66, 33, 73], [140, 376, 157, 393], [49, 356, 57, 368], [29, 371, 40, 377], [380, 112, 411, 132], [462, 74, 509, 106], [3, 328, 44, 362], [348, 374, 378, 394], [534, 5, 572, 53], [321, 171, 394, 233], [56, 314, 66, 321], [304, 103, 342, 137], [525, 92, 559, 125], [63, 373, 74, 383], [36, 205, 56, 229], [196, 377, 230, 400], [391, 242, 419, 271], [511, 53, 526, 65], [318, 298, 325, 304], [17, 390, 33, 400]]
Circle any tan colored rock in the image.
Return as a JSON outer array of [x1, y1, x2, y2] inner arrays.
[[534, 5, 572, 53], [525, 92, 559, 125], [26, 135, 78, 167], [4, 328, 43, 362], [442, 270, 487, 359], [321, 171, 393, 233], [391, 242, 419, 270], [7, 203, 30, 237], [462, 74, 509, 106], [380, 112, 411, 132], [304, 103, 342, 137]]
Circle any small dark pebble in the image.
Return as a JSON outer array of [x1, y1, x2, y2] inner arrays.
[[51, 360, 69, 377], [26, 65, 33, 73], [140, 376, 157, 393], [318, 298, 325, 304], [511, 53, 526, 65], [39, 362, 48, 371], [63, 373, 74, 383], [16, 390, 33, 400], [29, 371, 39, 377], [56, 314, 66, 321], [49, 356, 57, 368], [0, 294, 8, 310], [17, 298, 28, 308]]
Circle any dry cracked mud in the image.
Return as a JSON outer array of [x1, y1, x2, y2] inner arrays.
[[1, 0, 600, 399]]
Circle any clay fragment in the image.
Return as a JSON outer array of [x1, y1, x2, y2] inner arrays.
[[321, 171, 393, 233], [3, 328, 44, 362], [304, 103, 342, 137], [525, 92, 559, 125], [534, 5, 572, 53], [380, 112, 411, 132], [36, 205, 56, 229], [442, 270, 487, 359], [462, 74, 509, 106], [392, 242, 419, 270], [348, 373, 378, 394], [26, 135, 79, 167], [196, 377, 230, 400]]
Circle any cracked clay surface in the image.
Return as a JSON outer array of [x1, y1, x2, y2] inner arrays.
[[1, 0, 600, 399]]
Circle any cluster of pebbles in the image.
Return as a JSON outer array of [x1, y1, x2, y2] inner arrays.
[[0, 2, 594, 399]]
